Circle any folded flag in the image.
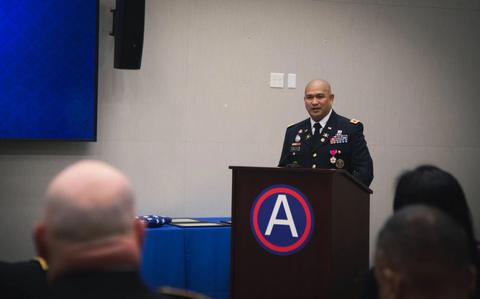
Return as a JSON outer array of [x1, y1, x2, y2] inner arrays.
[[136, 215, 172, 228]]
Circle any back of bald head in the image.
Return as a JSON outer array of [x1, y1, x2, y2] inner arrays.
[[42, 160, 135, 244], [305, 79, 332, 94]]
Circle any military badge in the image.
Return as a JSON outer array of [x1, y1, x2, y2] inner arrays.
[[331, 131, 348, 144], [290, 142, 301, 152], [335, 159, 345, 169], [329, 150, 337, 164], [295, 134, 301, 142]]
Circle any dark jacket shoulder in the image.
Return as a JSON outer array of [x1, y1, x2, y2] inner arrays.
[[286, 119, 309, 132], [332, 112, 364, 132]]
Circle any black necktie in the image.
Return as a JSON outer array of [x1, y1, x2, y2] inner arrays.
[[313, 122, 322, 147]]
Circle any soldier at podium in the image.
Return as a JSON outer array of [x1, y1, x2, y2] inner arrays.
[[278, 79, 374, 187]]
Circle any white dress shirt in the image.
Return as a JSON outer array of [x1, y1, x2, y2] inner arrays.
[[310, 109, 332, 135]]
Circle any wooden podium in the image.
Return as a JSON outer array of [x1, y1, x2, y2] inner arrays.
[[229, 166, 372, 299]]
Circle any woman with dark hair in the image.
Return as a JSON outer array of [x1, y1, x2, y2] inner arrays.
[[359, 165, 479, 299], [393, 165, 478, 264]]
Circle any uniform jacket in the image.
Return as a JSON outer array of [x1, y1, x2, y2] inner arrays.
[[50, 270, 169, 299], [278, 110, 373, 187], [0, 259, 49, 299]]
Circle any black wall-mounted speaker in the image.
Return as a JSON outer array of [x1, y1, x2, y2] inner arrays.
[[111, 0, 145, 69]]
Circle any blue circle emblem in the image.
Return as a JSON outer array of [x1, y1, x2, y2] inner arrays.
[[250, 185, 314, 255]]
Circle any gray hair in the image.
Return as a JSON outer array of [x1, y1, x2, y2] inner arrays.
[[44, 189, 135, 243], [41, 160, 136, 244]]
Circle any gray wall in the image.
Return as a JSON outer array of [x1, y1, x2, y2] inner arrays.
[[0, 0, 479, 261]]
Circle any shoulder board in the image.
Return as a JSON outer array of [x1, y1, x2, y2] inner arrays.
[[287, 122, 296, 128], [350, 118, 360, 124], [34, 256, 49, 271]]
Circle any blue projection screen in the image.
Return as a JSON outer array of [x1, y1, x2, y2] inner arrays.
[[0, 0, 98, 141]]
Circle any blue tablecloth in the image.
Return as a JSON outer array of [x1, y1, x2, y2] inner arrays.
[[140, 218, 231, 299]]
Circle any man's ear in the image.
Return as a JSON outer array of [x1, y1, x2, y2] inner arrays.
[[33, 224, 49, 261], [134, 219, 146, 249], [375, 266, 402, 299], [375, 252, 403, 299]]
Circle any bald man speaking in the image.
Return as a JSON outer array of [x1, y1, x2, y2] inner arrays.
[[279, 79, 373, 187]]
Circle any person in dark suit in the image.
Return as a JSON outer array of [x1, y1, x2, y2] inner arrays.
[[32, 160, 170, 299], [278, 79, 374, 187], [0, 257, 49, 299], [374, 205, 476, 299], [359, 165, 480, 299]]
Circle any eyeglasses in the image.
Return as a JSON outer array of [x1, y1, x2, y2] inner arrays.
[[304, 94, 327, 101]]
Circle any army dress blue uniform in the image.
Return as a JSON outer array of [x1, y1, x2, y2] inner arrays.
[[278, 110, 374, 187], [50, 270, 171, 299]]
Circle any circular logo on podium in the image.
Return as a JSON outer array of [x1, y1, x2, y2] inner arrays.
[[250, 185, 314, 255]]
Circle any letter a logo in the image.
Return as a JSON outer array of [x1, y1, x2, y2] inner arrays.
[[265, 194, 298, 238], [251, 185, 314, 256]]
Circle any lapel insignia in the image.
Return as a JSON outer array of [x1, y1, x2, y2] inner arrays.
[[302, 124, 311, 143]]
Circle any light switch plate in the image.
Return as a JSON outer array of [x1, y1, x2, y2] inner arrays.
[[287, 73, 296, 88], [270, 72, 284, 88]]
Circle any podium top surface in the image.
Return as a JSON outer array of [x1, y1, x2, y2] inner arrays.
[[229, 166, 372, 194]]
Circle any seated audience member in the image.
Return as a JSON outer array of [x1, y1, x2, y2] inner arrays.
[[393, 165, 478, 262], [374, 205, 476, 299], [359, 165, 479, 299], [33, 160, 171, 299], [0, 257, 49, 299]]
